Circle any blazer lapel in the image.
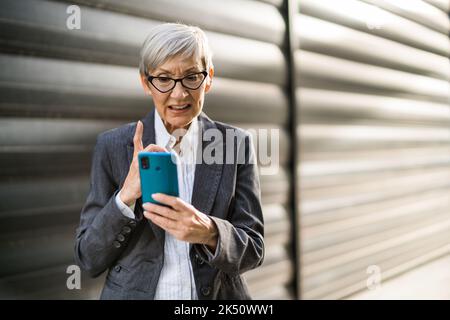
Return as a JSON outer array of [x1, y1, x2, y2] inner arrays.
[[191, 112, 224, 217]]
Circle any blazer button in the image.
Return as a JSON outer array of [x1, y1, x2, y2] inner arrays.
[[113, 241, 121, 249], [114, 265, 121, 272], [201, 286, 211, 296], [128, 220, 137, 228], [117, 234, 125, 242], [122, 226, 131, 234]]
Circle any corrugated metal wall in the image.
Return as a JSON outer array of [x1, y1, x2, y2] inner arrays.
[[295, 0, 450, 299], [0, 0, 294, 299], [1, 0, 449, 301]]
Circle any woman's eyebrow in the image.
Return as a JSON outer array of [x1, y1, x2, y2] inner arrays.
[[157, 67, 201, 75]]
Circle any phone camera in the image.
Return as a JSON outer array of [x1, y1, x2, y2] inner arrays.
[[141, 157, 150, 169]]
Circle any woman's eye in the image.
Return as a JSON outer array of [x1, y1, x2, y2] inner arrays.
[[158, 77, 171, 83], [186, 75, 198, 81]]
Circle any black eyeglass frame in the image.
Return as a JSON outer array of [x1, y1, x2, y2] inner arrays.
[[144, 70, 208, 93]]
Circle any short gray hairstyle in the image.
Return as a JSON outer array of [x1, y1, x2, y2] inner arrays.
[[139, 23, 213, 75]]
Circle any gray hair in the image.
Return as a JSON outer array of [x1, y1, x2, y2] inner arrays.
[[139, 23, 213, 75]]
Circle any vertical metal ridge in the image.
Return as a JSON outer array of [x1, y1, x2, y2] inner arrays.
[[281, 0, 300, 299]]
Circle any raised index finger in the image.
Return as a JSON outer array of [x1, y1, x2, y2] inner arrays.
[[133, 120, 144, 158]]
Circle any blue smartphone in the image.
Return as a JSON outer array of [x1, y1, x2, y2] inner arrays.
[[138, 152, 179, 206]]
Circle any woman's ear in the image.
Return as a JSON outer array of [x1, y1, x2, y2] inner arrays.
[[205, 66, 214, 93], [140, 74, 152, 96]]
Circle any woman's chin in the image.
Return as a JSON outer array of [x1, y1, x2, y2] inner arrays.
[[166, 117, 190, 132]]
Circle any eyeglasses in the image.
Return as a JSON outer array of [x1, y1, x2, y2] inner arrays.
[[145, 70, 208, 93]]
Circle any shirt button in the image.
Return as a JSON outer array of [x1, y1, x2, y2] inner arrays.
[[114, 265, 121, 272], [113, 241, 121, 249], [201, 286, 211, 296], [117, 234, 125, 242]]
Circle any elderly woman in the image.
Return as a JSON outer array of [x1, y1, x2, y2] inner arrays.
[[74, 23, 264, 300]]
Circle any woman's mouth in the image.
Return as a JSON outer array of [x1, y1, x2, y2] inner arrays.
[[168, 104, 191, 112]]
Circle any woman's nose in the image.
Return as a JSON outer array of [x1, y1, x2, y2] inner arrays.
[[170, 81, 189, 98]]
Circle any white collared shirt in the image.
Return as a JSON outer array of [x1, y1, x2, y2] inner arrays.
[[115, 110, 198, 299]]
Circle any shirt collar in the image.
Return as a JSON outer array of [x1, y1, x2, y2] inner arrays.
[[154, 109, 199, 155]]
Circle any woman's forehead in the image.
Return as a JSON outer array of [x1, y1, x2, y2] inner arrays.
[[154, 55, 203, 74]]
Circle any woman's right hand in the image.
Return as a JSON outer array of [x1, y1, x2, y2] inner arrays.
[[120, 120, 167, 206]]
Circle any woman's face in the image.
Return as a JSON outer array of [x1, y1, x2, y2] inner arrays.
[[141, 54, 213, 134]]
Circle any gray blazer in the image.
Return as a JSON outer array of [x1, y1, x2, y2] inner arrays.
[[74, 109, 264, 299]]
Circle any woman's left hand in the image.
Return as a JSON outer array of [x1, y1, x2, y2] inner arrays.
[[143, 193, 218, 251]]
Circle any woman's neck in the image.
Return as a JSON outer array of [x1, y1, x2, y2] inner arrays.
[[164, 121, 191, 137]]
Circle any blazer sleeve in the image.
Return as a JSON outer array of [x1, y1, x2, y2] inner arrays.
[[74, 132, 138, 278], [194, 132, 265, 275]]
